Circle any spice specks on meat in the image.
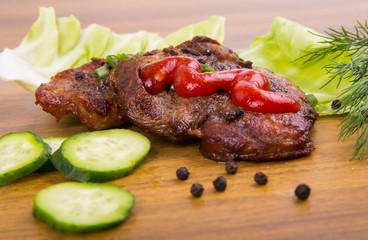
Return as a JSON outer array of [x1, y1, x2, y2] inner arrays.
[[75, 71, 86, 81], [203, 49, 213, 56], [213, 176, 227, 191], [163, 47, 178, 56], [191, 183, 204, 197], [254, 172, 268, 185], [225, 107, 245, 123], [237, 60, 253, 69], [176, 167, 190, 180], [197, 58, 206, 64], [295, 184, 311, 200], [181, 47, 201, 56], [225, 161, 238, 174]]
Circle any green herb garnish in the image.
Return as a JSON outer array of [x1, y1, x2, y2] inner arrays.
[[94, 66, 110, 79], [307, 93, 318, 108], [303, 20, 368, 160], [200, 63, 215, 72], [95, 53, 133, 79]]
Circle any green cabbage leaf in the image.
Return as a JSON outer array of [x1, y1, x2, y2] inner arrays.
[[0, 7, 224, 92], [238, 17, 351, 115]]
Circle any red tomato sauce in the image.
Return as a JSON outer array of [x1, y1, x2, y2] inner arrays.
[[140, 56, 301, 114]]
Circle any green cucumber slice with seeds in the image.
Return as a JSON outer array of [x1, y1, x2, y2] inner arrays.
[[36, 137, 67, 172], [0, 131, 51, 185], [51, 129, 150, 182], [33, 182, 134, 233]]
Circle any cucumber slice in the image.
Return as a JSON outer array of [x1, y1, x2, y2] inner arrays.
[[51, 129, 150, 182], [36, 137, 67, 172], [33, 182, 134, 233], [0, 131, 51, 185]]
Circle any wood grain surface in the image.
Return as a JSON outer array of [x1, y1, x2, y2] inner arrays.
[[1, 1, 368, 239]]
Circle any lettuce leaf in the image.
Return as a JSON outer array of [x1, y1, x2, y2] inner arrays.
[[237, 17, 351, 115], [0, 7, 225, 92]]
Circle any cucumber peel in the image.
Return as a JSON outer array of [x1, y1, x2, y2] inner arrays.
[[33, 182, 134, 233], [51, 129, 150, 182], [36, 137, 67, 172], [0, 131, 51, 185]]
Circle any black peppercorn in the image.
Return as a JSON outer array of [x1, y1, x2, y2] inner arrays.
[[225, 161, 238, 174], [331, 99, 341, 110], [213, 176, 227, 191], [295, 184, 311, 200], [190, 183, 204, 197], [254, 172, 268, 185], [176, 167, 190, 180]]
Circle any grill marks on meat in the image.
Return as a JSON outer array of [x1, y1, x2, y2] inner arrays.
[[35, 36, 317, 162]]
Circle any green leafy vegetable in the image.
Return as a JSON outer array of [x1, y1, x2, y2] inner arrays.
[[0, 7, 225, 92], [302, 20, 368, 160], [238, 17, 351, 115]]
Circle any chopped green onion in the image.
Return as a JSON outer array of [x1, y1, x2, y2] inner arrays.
[[200, 63, 215, 72], [169, 83, 176, 92], [106, 54, 133, 69], [118, 53, 132, 60], [307, 93, 318, 107], [94, 66, 110, 79], [134, 51, 146, 58], [106, 55, 116, 68], [95, 53, 134, 79]]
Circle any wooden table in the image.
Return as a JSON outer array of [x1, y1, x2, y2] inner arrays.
[[1, 1, 368, 239]]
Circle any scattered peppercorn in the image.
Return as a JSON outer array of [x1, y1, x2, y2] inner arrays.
[[190, 183, 204, 197], [254, 172, 268, 185], [294, 184, 311, 200], [176, 167, 190, 180], [213, 176, 227, 191], [331, 99, 341, 110], [225, 161, 238, 175]]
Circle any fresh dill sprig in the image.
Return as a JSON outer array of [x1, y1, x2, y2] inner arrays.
[[303, 20, 368, 160]]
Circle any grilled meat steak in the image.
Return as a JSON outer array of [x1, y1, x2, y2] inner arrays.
[[35, 36, 317, 162]]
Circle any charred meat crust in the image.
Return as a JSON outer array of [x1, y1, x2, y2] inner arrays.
[[35, 58, 125, 130], [35, 36, 317, 162]]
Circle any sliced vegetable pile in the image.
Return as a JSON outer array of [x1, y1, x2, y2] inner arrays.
[[0, 129, 150, 233]]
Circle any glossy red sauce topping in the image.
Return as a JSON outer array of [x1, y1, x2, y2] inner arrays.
[[140, 56, 301, 113]]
